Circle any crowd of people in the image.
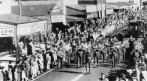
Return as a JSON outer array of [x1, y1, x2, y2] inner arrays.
[[0, 7, 146, 81]]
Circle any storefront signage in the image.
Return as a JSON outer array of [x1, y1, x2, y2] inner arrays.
[[32, 23, 45, 32], [17, 26, 32, 35], [86, 5, 97, 13], [0, 28, 14, 36], [51, 15, 65, 23], [87, 13, 98, 19], [64, 0, 78, 6]]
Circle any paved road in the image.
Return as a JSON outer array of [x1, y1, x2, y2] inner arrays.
[[32, 62, 127, 81], [32, 65, 85, 81]]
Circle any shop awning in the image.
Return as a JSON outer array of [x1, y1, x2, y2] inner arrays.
[[11, 3, 55, 16], [106, 4, 114, 9], [67, 5, 86, 11], [66, 16, 84, 22], [106, 2, 136, 9], [0, 14, 46, 37], [0, 14, 42, 25], [66, 5, 86, 15]]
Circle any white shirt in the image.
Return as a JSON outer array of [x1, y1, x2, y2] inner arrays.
[[141, 71, 147, 81]]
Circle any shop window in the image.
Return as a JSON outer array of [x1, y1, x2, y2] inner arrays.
[[0, 37, 14, 53]]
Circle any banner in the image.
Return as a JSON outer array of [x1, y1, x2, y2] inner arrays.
[[51, 15, 65, 23]]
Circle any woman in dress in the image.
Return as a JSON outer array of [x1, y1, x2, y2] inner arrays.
[[30, 58, 35, 80]]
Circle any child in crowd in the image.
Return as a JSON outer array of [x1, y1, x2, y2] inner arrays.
[[99, 73, 109, 81]]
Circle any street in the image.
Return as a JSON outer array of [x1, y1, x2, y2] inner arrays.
[[32, 62, 127, 81]]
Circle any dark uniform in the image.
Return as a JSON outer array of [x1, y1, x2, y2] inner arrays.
[[93, 49, 100, 67], [84, 49, 91, 74], [111, 48, 117, 68], [76, 49, 83, 68]]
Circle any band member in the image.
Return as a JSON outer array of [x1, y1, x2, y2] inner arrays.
[[100, 43, 105, 63], [57, 47, 64, 68], [84, 49, 91, 75], [63, 41, 71, 66], [111, 47, 117, 68], [93, 49, 100, 68], [121, 45, 126, 61], [76, 48, 83, 68]]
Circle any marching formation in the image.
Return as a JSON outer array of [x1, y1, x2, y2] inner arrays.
[[0, 7, 147, 81]]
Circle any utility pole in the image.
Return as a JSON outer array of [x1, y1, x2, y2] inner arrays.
[[18, 0, 21, 15], [96, 0, 99, 18]]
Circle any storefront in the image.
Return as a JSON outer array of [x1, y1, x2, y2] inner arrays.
[[106, 4, 114, 15], [0, 23, 15, 53], [0, 14, 47, 58], [86, 5, 98, 19]]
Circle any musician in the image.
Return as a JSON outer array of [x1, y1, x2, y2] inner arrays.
[[99, 43, 105, 63], [76, 48, 84, 68], [57, 47, 64, 68], [93, 49, 100, 68], [111, 47, 118, 68], [63, 41, 71, 66], [128, 35, 135, 65], [84, 49, 91, 75], [121, 45, 126, 61]]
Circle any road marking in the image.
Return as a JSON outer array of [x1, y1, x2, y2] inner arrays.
[[32, 69, 54, 81], [71, 74, 84, 81]]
